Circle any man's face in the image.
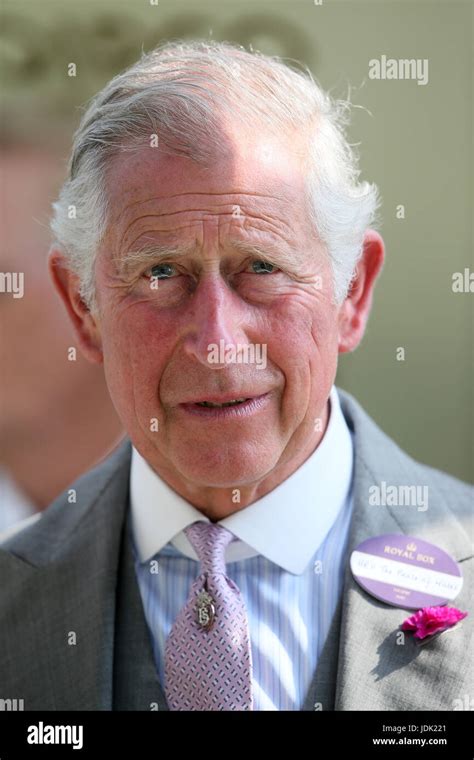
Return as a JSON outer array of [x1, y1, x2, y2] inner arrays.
[[90, 128, 341, 487]]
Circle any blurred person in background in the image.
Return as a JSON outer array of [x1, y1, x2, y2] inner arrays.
[[0, 146, 123, 533]]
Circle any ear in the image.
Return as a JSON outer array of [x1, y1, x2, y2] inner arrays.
[[338, 229, 385, 353], [48, 247, 104, 364]]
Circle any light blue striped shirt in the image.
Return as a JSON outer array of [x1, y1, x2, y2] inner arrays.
[[131, 386, 354, 710]]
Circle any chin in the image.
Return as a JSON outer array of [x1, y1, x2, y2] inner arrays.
[[172, 445, 279, 488]]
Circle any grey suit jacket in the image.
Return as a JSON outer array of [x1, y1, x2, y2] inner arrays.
[[1, 389, 472, 711]]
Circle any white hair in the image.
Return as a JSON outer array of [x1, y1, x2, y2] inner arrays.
[[50, 39, 380, 309]]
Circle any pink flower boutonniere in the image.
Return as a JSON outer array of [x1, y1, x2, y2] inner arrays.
[[401, 606, 468, 643]]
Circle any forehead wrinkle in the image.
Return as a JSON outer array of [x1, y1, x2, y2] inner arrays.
[[122, 203, 296, 237], [123, 225, 200, 256], [119, 200, 296, 254], [116, 189, 290, 214], [112, 189, 293, 234], [241, 209, 296, 243], [118, 214, 205, 256]]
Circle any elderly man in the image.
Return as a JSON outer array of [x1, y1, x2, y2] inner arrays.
[[0, 40, 471, 712]]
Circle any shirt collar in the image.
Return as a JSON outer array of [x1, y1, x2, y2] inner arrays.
[[130, 386, 353, 575]]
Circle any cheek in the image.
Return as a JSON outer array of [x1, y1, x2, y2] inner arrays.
[[267, 299, 338, 432], [267, 295, 337, 375], [99, 303, 175, 410]]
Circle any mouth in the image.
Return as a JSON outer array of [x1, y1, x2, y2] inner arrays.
[[179, 392, 271, 418], [195, 397, 250, 408]]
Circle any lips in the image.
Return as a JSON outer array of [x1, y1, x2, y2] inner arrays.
[[195, 398, 250, 408], [181, 393, 263, 406], [179, 392, 271, 418]]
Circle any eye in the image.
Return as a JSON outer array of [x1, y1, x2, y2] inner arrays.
[[145, 263, 177, 280], [251, 260, 278, 275]]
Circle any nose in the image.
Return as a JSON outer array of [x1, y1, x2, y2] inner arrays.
[[182, 275, 250, 369]]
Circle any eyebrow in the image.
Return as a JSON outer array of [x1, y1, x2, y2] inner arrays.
[[116, 242, 196, 277], [116, 238, 299, 278]]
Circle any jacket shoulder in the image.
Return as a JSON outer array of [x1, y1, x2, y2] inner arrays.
[[0, 438, 132, 563], [337, 387, 473, 536]]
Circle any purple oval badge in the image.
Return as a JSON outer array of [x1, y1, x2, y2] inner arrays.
[[350, 533, 463, 609]]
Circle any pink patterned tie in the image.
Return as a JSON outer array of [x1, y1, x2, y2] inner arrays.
[[164, 521, 253, 711]]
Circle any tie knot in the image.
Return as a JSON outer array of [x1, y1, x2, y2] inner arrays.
[[185, 522, 235, 575]]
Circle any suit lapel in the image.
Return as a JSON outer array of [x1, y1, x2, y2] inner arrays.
[[334, 391, 473, 710], [112, 508, 168, 710]]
